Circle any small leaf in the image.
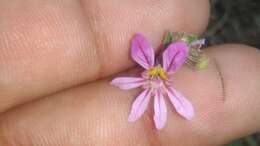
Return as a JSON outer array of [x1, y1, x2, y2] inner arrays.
[[163, 31, 173, 48]]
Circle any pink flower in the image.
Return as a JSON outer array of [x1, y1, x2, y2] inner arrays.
[[111, 33, 194, 130]]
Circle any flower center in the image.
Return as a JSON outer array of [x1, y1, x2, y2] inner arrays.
[[148, 66, 168, 80]]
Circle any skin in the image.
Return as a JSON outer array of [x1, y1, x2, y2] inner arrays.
[[0, 0, 259, 146]]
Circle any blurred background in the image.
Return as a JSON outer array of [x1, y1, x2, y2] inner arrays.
[[204, 0, 260, 145]]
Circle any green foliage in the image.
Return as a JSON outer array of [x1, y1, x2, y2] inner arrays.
[[225, 136, 258, 146]]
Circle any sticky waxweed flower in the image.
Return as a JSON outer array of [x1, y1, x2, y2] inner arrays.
[[111, 33, 194, 130]]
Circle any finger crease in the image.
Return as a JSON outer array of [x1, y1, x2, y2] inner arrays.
[[213, 58, 226, 102], [79, 0, 105, 79]]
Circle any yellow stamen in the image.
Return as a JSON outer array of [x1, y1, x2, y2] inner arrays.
[[148, 67, 168, 80], [158, 69, 168, 80]]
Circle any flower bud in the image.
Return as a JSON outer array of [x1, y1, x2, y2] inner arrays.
[[195, 57, 208, 70]]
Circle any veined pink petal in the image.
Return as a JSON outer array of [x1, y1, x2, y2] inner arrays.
[[153, 91, 167, 130], [110, 77, 145, 90], [166, 86, 194, 120], [128, 89, 151, 122], [162, 42, 188, 74], [131, 33, 155, 69]]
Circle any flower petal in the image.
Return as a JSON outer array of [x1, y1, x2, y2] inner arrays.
[[110, 77, 145, 90], [153, 91, 167, 130], [166, 86, 194, 120], [128, 89, 151, 122], [162, 42, 188, 74], [191, 39, 206, 47], [131, 33, 155, 69]]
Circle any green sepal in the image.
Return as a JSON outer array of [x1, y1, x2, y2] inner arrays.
[[186, 35, 198, 45], [163, 31, 173, 48], [195, 56, 208, 70], [189, 48, 200, 58]]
